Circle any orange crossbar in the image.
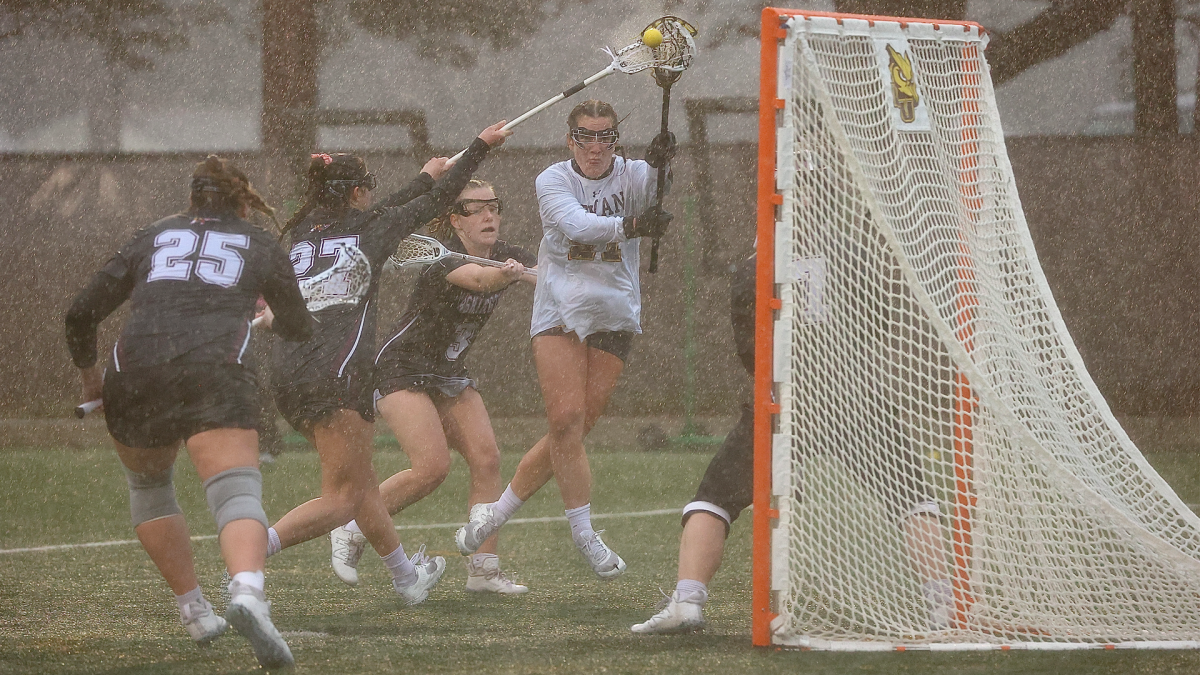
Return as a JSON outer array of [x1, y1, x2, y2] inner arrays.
[[752, 7, 987, 648]]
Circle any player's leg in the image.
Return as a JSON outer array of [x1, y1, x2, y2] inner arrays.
[[323, 390, 449, 601], [455, 334, 585, 555], [375, 390, 453, 513], [439, 388, 528, 594], [269, 409, 375, 549], [106, 366, 226, 647], [187, 427, 291, 667], [633, 402, 755, 634]]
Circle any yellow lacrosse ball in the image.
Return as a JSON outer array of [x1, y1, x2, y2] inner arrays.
[[642, 27, 663, 48]]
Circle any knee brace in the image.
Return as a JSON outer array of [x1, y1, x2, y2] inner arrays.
[[203, 467, 268, 533], [126, 466, 183, 527]]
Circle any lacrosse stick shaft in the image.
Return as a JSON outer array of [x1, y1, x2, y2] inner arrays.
[[448, 66, 618, 164], [452, 250, 538, 278], [75, 399, 102, 418], [648, 80, 673, 274]]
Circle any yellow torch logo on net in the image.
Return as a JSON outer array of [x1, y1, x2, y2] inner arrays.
[[886, 44, 919, 123]]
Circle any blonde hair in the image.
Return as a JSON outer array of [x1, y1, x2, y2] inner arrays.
[[427, 179, 496, 241]]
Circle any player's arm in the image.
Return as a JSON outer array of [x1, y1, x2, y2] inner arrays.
[[64, 256, 136, 370], [536, 172, 625, 245], [370, 156, 447, 211], [445, 259, 529, 293], [65, 254, 136, 409], [259, 243, 314, 342], [371, 122, 509, 251]]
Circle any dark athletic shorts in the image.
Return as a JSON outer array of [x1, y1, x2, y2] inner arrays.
[[374, 353, 478, 402], [103, 363, 260, 448], [683, 402, 936, 537], [272, 373, 375, 432], [684, 402, 755, 534], [532, 326, 634, 363]]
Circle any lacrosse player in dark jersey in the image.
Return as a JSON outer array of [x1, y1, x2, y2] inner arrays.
[[64, 156, 311, 668], [263, 121, 511, 606], [329, 179, 536, 594]]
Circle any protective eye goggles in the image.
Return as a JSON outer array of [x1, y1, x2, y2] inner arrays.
[[570, 127, 619, 147], [453, 198, 503, 216], [326, 172, 378, 193]]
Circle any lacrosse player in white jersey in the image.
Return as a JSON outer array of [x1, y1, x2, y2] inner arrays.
[[456, 99, 676, 579]]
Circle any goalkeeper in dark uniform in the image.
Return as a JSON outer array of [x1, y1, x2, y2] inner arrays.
[[65, 156, 312, 668], [329, 179, 536, 595], [262, 121, 511, 606], [631, 253, 757, 634], [632, 253, 955, 634]]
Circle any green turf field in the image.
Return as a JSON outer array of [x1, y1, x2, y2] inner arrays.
[[3, 446, 1200, 674]]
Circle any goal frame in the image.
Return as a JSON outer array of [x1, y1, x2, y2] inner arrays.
[[751, 7, 990, 649]]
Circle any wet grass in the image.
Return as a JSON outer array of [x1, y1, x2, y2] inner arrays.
[[1, 446, 1200, 674]]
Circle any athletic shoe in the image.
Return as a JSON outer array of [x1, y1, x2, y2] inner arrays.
[[225, 582, 294, 670], [573, 529, 626, 580], [330, 525, 368, 587], [455, 502, 502, 556], [393, 545, 447, 606], [465, 554, 529, 595], [631, 591, 706, 634], [180, 597, 227, 645]]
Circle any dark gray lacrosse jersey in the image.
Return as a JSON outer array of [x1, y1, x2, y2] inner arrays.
[[272, 138, 494, 387], [65, 209, 312, 370], [375, 236, 536, 377]]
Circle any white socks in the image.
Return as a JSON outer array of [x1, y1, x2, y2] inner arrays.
[[382, 544, 416, 587], [344, 520, 362, 535], [674, 579, 709, 605], [494, 485, 525, 522], [565, 503, 593, 540], [266, 527, 282, 557], [175, 586, 204, 618], [231, 570, 265, 593]]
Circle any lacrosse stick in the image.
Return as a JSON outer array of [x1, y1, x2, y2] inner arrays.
[[75, 399, 102, 418], [389, 234, 537, 278], [447, 19, 697, 164], [252, 243, 373, 328], [647, 16, 698, 274]]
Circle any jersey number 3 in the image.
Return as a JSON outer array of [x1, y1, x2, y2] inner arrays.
[[148, 229, 249, 288]]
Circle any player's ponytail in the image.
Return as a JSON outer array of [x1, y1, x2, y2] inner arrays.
[[190, 155, 276, 227], [279, 153, 370, 241]]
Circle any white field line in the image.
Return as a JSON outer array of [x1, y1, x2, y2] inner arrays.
[[0, 507, 680, 556]]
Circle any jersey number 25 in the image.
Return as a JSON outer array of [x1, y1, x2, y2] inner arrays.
[[147, 229, 249, 288]]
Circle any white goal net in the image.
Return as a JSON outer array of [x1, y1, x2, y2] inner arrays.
[[758, 9, 1200, 650]]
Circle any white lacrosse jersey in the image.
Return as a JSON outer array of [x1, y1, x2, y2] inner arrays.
[[531, 156, 659, 340]]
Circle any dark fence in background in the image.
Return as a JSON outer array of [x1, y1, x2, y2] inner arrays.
[[1, 137, 1196, 419]]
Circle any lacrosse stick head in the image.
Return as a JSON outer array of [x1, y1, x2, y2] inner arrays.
[[302, 244, 372, 313], [389, 233, 448, 269], [606, 16, 697, 77]]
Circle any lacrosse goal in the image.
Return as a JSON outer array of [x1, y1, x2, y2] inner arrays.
[[752, 7, 1200, 651]]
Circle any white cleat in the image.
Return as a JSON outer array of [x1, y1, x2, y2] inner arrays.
[[631, 593, 706, 634], [573, 529, 626, 580], [465, 554, 529, 595], [330, 525, 368, 587], [225, 583, 294, 670], [455, 502, 503, 556], [393, 545, 447, 606], [180, 597, 228, 645]]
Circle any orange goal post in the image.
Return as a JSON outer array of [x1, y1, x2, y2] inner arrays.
[[753, 6, 1200, 651]]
